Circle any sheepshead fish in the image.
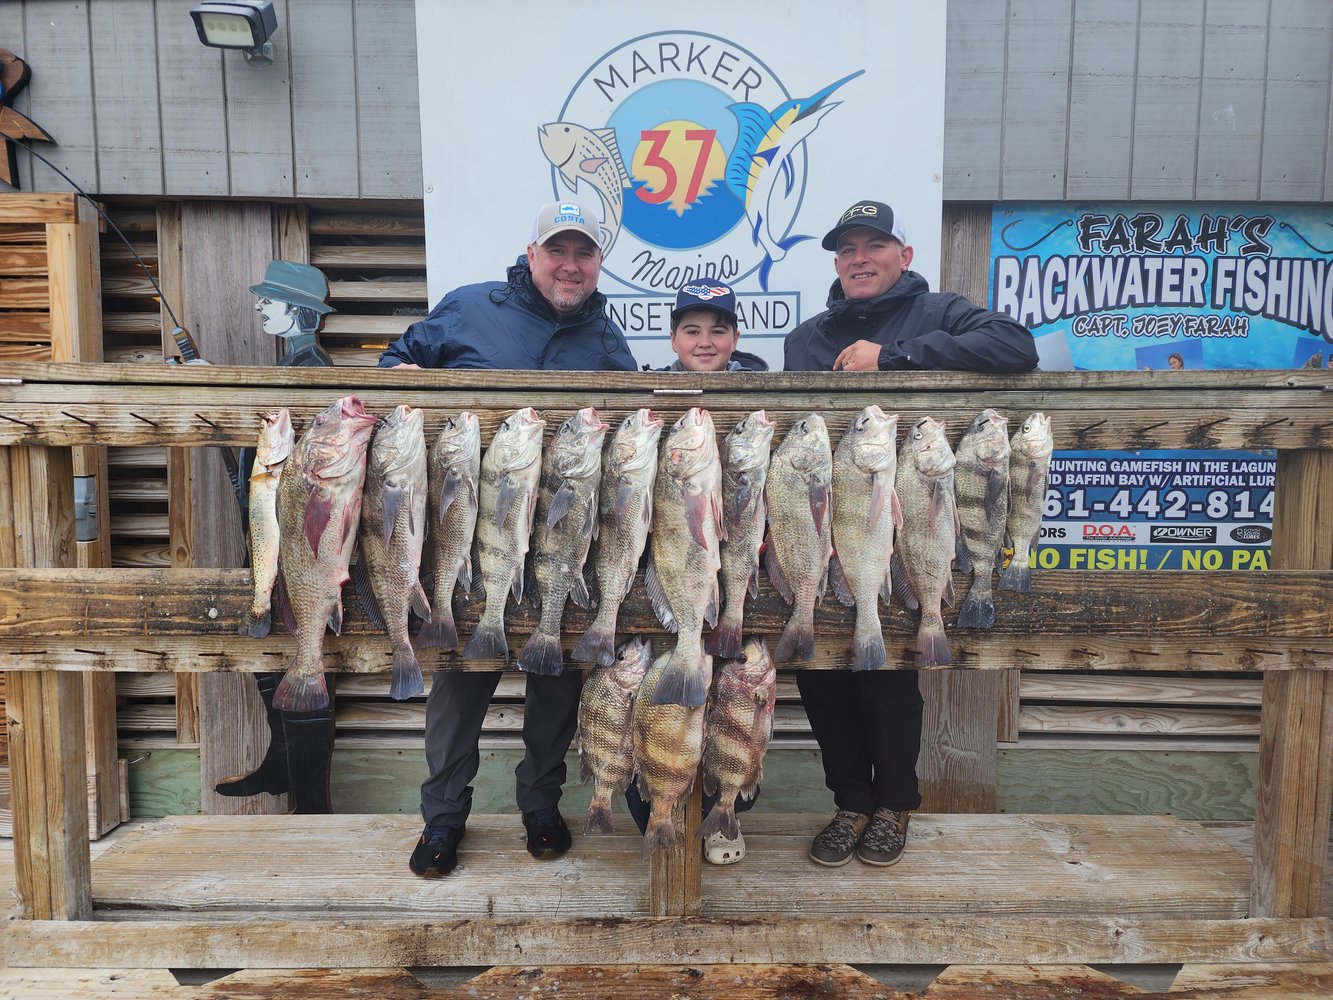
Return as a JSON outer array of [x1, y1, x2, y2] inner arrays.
[[705, 411, 776, 660], [273, 395, 376, 711], [238, 408, 294, 639], [633, 649, 707, 858], [463, 407, 546, 663], [894, 416, 958, 667], [699, 637, 775, 841], [353, 405, 431, 700], [765, 414, 833, 663], [417, 412, 481, 651], [999, 412, 1054, 594], [645, 407, 724, 707], [572, 409, 663, 667], [829, 406, 901, 670], [954, 409, 1011, 628], [518, 407, 609, 675], [577, 635, 652, 834]]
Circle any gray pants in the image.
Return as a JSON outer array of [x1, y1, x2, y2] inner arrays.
[[420, 668, 583, 829]]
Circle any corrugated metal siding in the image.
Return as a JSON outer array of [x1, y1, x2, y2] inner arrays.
[[1, 1, 1330, 202]]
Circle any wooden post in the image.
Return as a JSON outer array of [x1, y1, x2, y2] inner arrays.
[[649, 781, 702, 916], [1251, 448, 1333, 918]]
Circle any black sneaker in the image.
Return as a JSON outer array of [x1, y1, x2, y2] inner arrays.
[[857, 808, 910, 867], [409, 823, 463, 877], [808, 809, 870, 867], [522, 807, 572, 859]]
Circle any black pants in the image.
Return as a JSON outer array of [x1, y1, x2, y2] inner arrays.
[[795, 668, 923, 815], [420, 668, 582, 829]]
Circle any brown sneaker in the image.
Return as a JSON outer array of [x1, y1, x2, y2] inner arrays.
[[857, 808, 910, 866], [809, 810, 870, 867]]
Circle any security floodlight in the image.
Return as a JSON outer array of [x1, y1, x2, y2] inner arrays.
[[190, 2, 279, 65]]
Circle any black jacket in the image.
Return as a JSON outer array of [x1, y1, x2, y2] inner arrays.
[[783, 271, 1037, 373], [378, 256, 637, 372]]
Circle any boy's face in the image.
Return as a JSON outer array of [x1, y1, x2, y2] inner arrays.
[[670, 308, 739, 371]]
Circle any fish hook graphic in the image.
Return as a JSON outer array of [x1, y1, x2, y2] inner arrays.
[[999, 218, 1074, 252], [1278, 222, 1333, 255]]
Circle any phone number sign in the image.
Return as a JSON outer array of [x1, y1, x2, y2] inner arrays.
[[1032, 450, 1274, 572]]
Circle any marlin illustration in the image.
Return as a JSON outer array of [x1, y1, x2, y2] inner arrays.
[[0, 49, 55, 190], [724, 70, 864, 290], [538, 122, 632, 254]]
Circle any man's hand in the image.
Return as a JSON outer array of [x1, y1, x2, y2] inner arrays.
[[833, 340, 881, 372], [391, 362, 422, 370]]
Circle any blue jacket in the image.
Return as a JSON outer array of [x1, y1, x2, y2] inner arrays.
[[378, 256, 637, 371]]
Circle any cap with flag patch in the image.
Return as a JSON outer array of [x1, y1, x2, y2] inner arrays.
[[671, 277, 738, 327], [531, 200, 603, 248], [821, 200, 908, 251]]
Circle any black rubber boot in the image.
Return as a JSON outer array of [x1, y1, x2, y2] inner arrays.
[[215, 672, 290, 797], [283, 701, 335, 815]]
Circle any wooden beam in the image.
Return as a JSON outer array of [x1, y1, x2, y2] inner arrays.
[[0, 194, 82, 225], [5, 915, 1329, 968], [921, 670, 999, 812], [649, 783, 702, 917], [1253, 449, 1333, 919]]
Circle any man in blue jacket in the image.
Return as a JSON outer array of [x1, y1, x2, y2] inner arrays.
[[380, 201, 637, 877]]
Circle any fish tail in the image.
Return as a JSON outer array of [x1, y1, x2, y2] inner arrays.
[[641, 813, 677, 860], [774, 607, 815, 664], [998, 550, 1032, 594], [584, 788, 615, 835], [389, 643, 424, 700], [649, 647, 709, 707], [273, 665, 329, 712], [416, 609, 458, 650], [915, 612, 952, 667], [851, 611, 887, 672], [238, 607, 271, 639], [517, 629, 564, 676], [956, 585, 996, 629], [571, 620, 614, 666], [703, 611, 743, 659], [698, 802, 739, 841], [463, 617, 509, 663]]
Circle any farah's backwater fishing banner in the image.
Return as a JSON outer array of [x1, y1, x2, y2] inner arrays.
[[415, 1, 947, 371]]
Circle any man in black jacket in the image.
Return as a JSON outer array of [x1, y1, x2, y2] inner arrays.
[[785, 200, 1036, 869]]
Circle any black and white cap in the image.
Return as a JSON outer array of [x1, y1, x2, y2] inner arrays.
[[821, 200, 908, 251]]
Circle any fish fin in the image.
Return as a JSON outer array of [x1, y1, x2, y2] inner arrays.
[[915, 613, 952, 667], [416, 610, 458, 651], [723, 103, 774, 198], [436, 469, 461, 524], [641, 814, 677, 860], [956, 592, 996, 629], [517, 630, 564, 676], [584, 797, 615, 836], [927, 478, 946, 533], [869, 473, 890, 527], [571, 623, 614, 667], [351, 555, 387, 630], [747, 561, 761, 600], [650, 648, 709, 706], [733, 474, 753, 523], [892, 488, 904, 531], [685, 490, 711, 548], [463, 620, 509, 663], [238, 607, 271, 639], [497, 473, 520, 531], [579, 156, 607, 173], [852, 620, 887, 672], [763, 542, 794, 604], [774, 609, 815, 663], [546, 480, 577, 533], [891, 553, 919, 610], [986, 467, 1008, 520], [514, 557, 530, 606], [644, 555, 678, 632], [410, 581, 432, 620], [569, 568, 593, 610], [828, 552, 855, 606], [614, 478, 633, 530], [327, 600, 344, 636], [644, 485, 654, 526], [1026, 461, 1044, 496], [954, 533, 973, 574], [273, 666, 329, 712], [469, 543, 485, 599], [303, 487, 334, 556], [457, 553, 474, 594], [704, 618, 741, 659], [381, 485, 406, 548], [586, 490, 599, 541], [389, 643, 424, 700], [274, 568, 297, 634], [698, 802, 739, 841], [879, 568, 894, 604], [942, 571, 956, 609], [809, 478, 830, 536], [997, 553, 1032, 594], [593, 128, 632, 184], [758, 253, 775, 293]]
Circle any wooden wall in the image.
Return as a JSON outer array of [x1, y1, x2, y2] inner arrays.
[[2, 1, 1333, 202]]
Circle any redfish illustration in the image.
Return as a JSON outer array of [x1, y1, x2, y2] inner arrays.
[[539, 122, 631, 254]]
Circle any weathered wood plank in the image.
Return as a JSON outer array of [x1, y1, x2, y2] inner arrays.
[[308, 211, 426, 238], [87, 2, 163, 196], [352, 0, 423, 198], [1020, 704, 1260, 738], [290, 2, 359, 198], [0, 246, 48, 275], [1261, 1, 1332, 202], [1000, 0, 1072, 199], [920, 670, 998, 812], [0, 276, 49, 309], [327, 278, 428, 301], [942, 0, 1006, 200], [309, 245, 427, 269], [1021, 674, 1261, 705], [16, 7, 98, 194], [1130, 0, 1205, 199], [1066, 0, 1136, 200], [154, 8, 229, 196], [223, 0, 295, 197], [1196, 0, 1268, 201]]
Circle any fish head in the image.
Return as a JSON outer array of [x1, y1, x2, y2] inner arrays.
[[1013, 412, 1054, 461], [967, 408, 1011, 466], [736, 636, 776, 687], [610, 635, 653, 685], [434, 410, 482, 468], [611, 408, 665, 473], [725, 410, 776, 472], [370, 404, 427, 479], [902, 415, 956, 479], [552, 406, 610, 479], [255, 408, 294, 467], [490, 407, 547, 474], [841, 405, 899, 474], [538, 122, 583, 172], [780, 413, 832, 475], [664, 407, 719, 480], [299, 395, 376, 484]]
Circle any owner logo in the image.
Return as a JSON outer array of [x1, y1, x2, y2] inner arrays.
[[1150, 525, 1216, 543], [1229, 524, 1272, 544], [539, 31, 862, 293]]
